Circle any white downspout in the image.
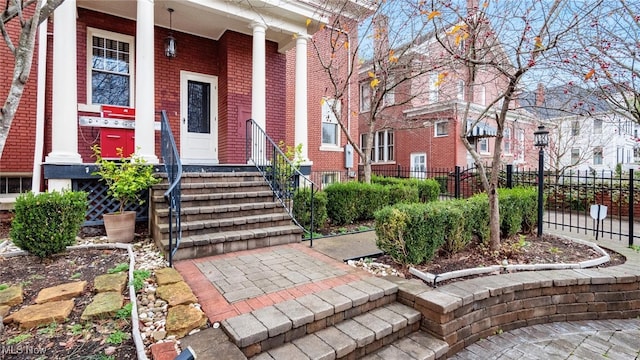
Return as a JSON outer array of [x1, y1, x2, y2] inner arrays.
[[32, 17, 48, 193]]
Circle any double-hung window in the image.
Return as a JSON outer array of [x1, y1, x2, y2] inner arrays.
[[435, 121, 448, 137], [321, 98, 340, 146], [361, 130, 394, 163], [88, 28, 135, 107]]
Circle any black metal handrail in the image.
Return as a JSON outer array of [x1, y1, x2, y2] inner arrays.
[[245, 119, 318, 246], [160, 110, 182, 266]]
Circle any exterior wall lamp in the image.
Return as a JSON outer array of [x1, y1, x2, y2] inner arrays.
[[164, 8, 177, 59]]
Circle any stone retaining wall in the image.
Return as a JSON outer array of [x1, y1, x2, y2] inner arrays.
[[390, 242, 640, 358]]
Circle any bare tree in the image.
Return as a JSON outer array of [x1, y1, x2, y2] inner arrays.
[[574, 0, 640, 124], [0, 0, 64, 157], [427, 0, 601, 250], [310, 0, 443, 183]]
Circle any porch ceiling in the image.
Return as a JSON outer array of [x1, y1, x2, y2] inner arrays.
[[77, 0, 329, 52]]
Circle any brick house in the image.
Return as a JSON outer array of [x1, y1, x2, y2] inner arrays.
[[0, 0, 362, 195], [357, 17, 539, 178]]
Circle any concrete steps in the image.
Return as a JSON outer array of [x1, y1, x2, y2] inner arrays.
[[149, 171, 302, 261], [220, 277, 448, 359]]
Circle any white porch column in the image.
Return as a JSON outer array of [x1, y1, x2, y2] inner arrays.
[[294, 34, 310, 162], [251, 22, 267, 161], [46, 0, 81, 191], [134, 0, 158, 163]]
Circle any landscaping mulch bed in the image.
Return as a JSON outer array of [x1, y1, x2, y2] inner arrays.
[[0, 249, 136, 360]]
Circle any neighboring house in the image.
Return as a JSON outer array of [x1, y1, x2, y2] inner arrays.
[[356, 22, 538, 178], [522, 85, 639, 174], [0, 0, 362, 195]]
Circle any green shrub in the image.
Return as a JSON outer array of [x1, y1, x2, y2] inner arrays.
[[434, 176, 449, 194], [293, 188, 328, 232], [325, 182, 389, 225], [415, 179, 440, 202], [375, 203, 446, 265], [498, 187, 538, 236], [388, 185, 419, 205], [461, 195, 490, 243], [438, 201, 472, 255], [11, 191, 88, 258]]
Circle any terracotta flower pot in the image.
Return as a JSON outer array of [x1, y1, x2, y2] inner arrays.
[[103, 211, 136, 243]]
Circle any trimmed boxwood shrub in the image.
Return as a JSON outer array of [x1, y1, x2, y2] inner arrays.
[[375, 202, 446, 265], [11, 191, 88, 258], [292, 188, 328, 232], [388, 185, 419, 205], [374, 187, 538, 264], [498, 187, 538, 236], [325, 182, 389, 225], [372, 175, 440, 203]]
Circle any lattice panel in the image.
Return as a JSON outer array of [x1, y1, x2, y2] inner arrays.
[[74, 179, 149, 226]]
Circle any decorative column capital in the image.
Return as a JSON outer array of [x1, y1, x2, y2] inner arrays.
[[250, 22, 268, 32]]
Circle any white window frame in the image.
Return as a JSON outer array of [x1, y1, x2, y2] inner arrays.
[[435, 120, 448, 137], [593, 147, 603, 165], [479, 138, 489, 153], [359, 82, 371, 113], [321, 98, 340, 148], [429, 73, 439, 103], [85, 27, 135, 111], [571, 121, 580, 136], [504, 127, 512, 154], [571, 148, 580, 165], [477, 85, 486, 105], [594, 119, 603, 134], [364, 130, 394, 163]]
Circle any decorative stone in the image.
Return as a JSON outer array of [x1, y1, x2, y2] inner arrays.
[[0, 284, 23, 307], [153, 330, 167, 341], [94, 273, 128, 293], [4, 300, 74, 329], [81, 292, 124, 320], [166, 305, 207, 339], [156, 282, 197, 307], [155, 268, 184, 286], [35, 281, 87, 304], [0, 305, 10, 317]]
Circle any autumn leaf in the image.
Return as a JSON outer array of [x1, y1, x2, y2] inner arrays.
[[388, 49, 398, 63], [306, 18, 312, 27], [368, 71, 376, 78], [483, 1, 489, 7], [370, 78, 380, 88], [534, 37, 544, 49], [584, 69, 595, 80], [320, 98, 325, 105], [427, 11, 441, 20], [292, 33, 298, 39], [434, 72, 448, 87], [344, 41, 349, 50]]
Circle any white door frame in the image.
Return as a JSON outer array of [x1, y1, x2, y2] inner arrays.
[[180, 71, 218, 164], [410, 152, 427, 179]]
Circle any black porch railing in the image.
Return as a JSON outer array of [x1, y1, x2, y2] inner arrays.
[[245, 119, 318, 246], [160, 110, 182, 266]]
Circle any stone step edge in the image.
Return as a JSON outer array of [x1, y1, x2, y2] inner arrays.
[[237, 300, 418, 359], [222, 280, 404, 356], [152, 180, 269, 190], [151, 190, 274, 203], [362, 330, 449, 360], [154, 201, 281, 217], [156, 213, 291, 233], [156, 171, 262, 179], [157, 225, 303, 250]]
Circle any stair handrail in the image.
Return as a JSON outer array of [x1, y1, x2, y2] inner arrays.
[[245, 119, 318, 247], [160, 110, 182, 266]]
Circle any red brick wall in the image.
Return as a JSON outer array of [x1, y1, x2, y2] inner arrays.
[[0, 6, 40, 174], [302, 18, 360, 175]]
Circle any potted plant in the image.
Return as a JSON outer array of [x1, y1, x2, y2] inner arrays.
[[92, 145, 160, 243]]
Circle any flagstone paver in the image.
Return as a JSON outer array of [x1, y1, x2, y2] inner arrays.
[[94, 273, 127, 293], [5, 300, 74, 329], [35, 281, 86, 303]]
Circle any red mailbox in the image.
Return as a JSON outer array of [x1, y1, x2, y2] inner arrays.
[[99, 106, 135, 158]]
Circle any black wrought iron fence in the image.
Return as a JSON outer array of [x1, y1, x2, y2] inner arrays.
[[245, 119, 319, 246], [160, 110, 182, 266], [358, 163, 638, 245]]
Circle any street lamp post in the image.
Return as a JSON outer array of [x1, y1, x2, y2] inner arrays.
[[534, 125, 549, 238]]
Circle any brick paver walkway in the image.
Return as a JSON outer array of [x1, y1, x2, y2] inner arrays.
[[174, 243, 371, 324], [450, 319, 640, 359]]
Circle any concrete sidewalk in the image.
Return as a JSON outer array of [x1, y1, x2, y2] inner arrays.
[[305, 231, 382, 261]]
